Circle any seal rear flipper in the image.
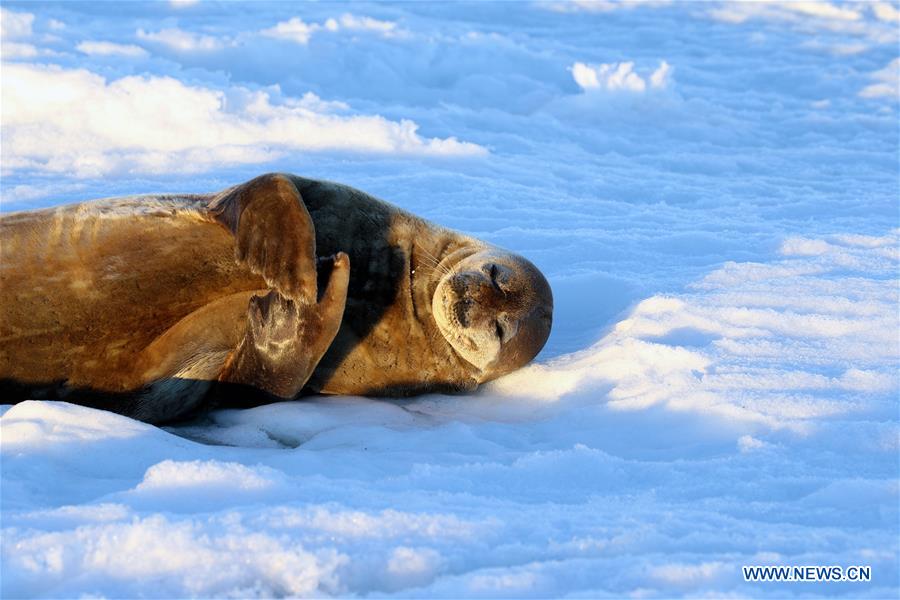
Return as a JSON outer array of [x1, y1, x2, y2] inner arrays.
[[106, 252, 348, 424], [119, 291, 257, 423], [207, 173, 318, 301]]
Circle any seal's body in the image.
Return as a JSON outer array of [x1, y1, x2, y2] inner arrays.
[[1, 174, 552, 423]]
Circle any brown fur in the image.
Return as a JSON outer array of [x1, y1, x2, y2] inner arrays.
[[0, 174, 551, 423]]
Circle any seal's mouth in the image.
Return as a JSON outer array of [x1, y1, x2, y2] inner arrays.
[[433, 277, 478, 353], [440, 277, 475, 328], [452, 297, 473, 328]]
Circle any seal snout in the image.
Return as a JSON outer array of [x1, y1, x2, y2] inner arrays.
[[445, 268, 507, 330], [430, 248, 553, 379]]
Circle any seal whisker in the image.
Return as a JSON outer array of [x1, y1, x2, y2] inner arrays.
[[414, 241, 451, 276]]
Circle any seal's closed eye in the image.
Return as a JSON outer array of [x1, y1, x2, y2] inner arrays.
[[489, 264, 504, 293]]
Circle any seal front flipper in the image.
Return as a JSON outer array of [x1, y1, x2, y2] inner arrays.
[[208, 173, 317, 301], [217, 252, 350, 399]]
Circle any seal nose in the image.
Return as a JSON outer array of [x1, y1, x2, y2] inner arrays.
[[448, 271, 495, 330], [452, 271, 491, 301]]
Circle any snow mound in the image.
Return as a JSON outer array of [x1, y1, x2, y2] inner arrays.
[[488, 230, 899, 430]]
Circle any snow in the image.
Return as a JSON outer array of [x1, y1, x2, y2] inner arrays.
[[1, 1, 898, 598]]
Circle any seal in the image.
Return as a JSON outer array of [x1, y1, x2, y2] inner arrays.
[[0, 174, 553, 423]]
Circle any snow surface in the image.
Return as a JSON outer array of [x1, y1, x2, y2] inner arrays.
[[1, 1, 899, 598]]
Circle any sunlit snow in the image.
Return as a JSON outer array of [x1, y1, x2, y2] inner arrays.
[[1, 1, 898, 598]]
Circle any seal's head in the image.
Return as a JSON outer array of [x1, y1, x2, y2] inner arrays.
[[432, 247, 553, 382]]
